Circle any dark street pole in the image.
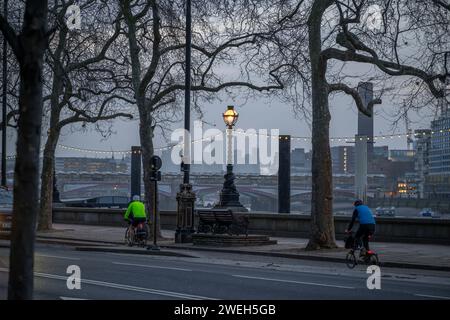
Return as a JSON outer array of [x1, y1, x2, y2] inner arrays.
[[175, 0, 196, 243], [278, 135, 291, 213], [1, 0, 8, 187], [151, 179, 159, 249], [130, 146, 142, 198], [183, 0, 191, 184]]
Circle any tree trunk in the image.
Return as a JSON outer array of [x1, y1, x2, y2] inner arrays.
[[37, 127, 59, 231], [306, 0, 337, 250], [37, 61, 63, 231], [138, 108, 161, 238], [8, 0, 48, 300]]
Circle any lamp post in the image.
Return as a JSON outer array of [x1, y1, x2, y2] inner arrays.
[[175, 0, 196, 243], [215, 106, 247, 212]]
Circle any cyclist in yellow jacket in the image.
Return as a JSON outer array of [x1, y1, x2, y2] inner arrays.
[[124, 195, 147, 227]]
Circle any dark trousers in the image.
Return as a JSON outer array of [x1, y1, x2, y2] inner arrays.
[[355, 224, 375, 251]]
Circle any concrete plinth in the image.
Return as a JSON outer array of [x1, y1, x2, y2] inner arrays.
[[192, 234, 277, 247], [212, 205, 248, 213]]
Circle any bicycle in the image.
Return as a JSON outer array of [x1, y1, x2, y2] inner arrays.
[[345, 232, 379, 269], [125, 220, 150, 247]]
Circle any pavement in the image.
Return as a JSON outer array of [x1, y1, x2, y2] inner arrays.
[[27, 224, 450, 272]]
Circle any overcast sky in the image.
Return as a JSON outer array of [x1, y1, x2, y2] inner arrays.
[[2, 72, 440, 161], [3, 53, 442, 160], [34, 88, 437, 159], [3, 83, 438, 159]]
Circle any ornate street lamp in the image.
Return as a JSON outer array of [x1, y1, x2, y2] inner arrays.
[[223, 105, 239, 128], [223, 106, 238, 167], [215, 106, 247, 212]]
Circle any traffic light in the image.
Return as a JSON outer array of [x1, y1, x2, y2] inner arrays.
[[150, 155, 162, 181]]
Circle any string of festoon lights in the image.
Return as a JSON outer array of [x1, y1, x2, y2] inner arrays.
[[3, 128, 449, 159]]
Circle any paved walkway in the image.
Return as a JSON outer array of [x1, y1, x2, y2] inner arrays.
[[34, 224, 450, 271]]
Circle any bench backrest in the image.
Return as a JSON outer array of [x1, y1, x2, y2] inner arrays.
[[198, 212, 216, 222], [213, 212, 233, 222], [196, 209, 233, 223]]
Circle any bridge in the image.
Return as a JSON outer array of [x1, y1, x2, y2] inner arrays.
[[56, 172, 379, 212]]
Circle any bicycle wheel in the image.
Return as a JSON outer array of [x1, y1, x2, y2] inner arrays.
[[367, 254, 379, 266], [346, 251, 357, 269], [139, 225, 149, 247], [125, 227, 134, 247]]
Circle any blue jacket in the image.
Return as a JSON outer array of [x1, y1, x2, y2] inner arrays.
[[348, 204, 375, 230]]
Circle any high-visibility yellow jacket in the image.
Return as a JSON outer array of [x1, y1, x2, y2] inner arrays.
[[124, 201, 147, 220]]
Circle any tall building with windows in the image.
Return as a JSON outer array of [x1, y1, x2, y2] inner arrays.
[[428, 112, 450, 175], [426, 106, 450, 198], [357, 82, 375, 158], [373, 146, 389, 159], [414, 129, 431, 198], [291, 148, 307, 174], [389, 149, 416, 162], [331, 146, 355, 174]]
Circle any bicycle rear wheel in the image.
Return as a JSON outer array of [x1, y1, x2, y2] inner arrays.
[[346, 251, 357, 269], [367, 254, 379, 266]]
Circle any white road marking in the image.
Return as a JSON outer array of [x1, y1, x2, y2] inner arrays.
[[112, 261, 192, 272], [35, 254, 81, 261], [60, 296, 88, 300], [232, 274, 355, 289], [415, 294, 450, 300], [34, 272, 218, 300], [90, 228, 114, 232]]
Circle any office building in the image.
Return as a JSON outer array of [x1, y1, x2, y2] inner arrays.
[[331, 146, 355, 174], [414, 129, 431, 198], [426, 106, 450, 198]]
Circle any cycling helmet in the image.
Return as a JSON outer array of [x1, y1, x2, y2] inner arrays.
[[132, 195, 141, 201], [353, 199, 363, 206]]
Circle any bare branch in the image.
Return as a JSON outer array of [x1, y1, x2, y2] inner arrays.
[[0, 14, 21, 60], [322, 47, 446, 98], [328, 82, 382, 116]]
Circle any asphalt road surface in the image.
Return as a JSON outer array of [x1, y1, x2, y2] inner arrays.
[[0, 243, 450, 300]]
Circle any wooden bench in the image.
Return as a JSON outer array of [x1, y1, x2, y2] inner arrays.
[[196, 209, 249, 236]]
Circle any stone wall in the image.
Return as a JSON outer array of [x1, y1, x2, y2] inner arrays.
[[53, 207, 450, 245]]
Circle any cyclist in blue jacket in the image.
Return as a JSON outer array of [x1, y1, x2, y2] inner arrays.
[[345, 199, 376, 255]]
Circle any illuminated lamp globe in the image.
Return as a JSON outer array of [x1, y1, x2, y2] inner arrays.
[[223, 105, 239, 128]]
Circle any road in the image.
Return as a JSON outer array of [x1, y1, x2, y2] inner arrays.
[[1, 243, 450, 300]]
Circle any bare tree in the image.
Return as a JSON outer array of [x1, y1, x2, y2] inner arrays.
[[37, 0, 133, 231], [0, 0, 49, 299], [268, 0, 448, 249], [117, 0, 284, 237], [0, 49, 19, 132], [0, 1, 21, 185]]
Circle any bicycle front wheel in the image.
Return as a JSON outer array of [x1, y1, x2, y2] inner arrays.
[[346, 252, 357, 269], [125, 227, 134, 247]]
